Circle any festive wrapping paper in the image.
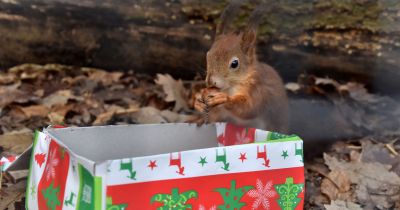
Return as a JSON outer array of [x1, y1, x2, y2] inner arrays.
[[26, 123, 304, 210], [0, 155, 17, 171]]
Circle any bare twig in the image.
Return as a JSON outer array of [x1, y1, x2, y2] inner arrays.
[[347, 145, 362, 150], [385, 143, 399, 156]]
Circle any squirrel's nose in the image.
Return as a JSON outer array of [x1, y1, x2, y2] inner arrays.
[[206, 78, 217, 87], [206, 75, 213, 87]]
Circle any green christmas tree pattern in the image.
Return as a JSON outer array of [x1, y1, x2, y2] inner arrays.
[[151, 188, 198, 210], [106, 197, 128, 210], [214, 180, 253, 210], [42, 181, 61, 210], [274, 177, 303, 210]]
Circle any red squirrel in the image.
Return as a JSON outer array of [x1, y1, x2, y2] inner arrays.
[[194, 1, 289, 132]]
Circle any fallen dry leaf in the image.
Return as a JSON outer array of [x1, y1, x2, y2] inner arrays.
[[324, 200, 362, 210], [0, 72, 16, 85], [8, 64, 44, 79], [321, 170, 352, 201], [47, 112, 64, 125], [93, 104, 141, 125], [93, 110, 119, 126], [41, 90, 82, 108], [324, 153, 400, 208], [361, 140, 400, 168], [315, 77, 340, 87], [93, 105, 125, 125], [85, 68, 123, 86], [7, 106, 29, 120], [33, 89, 44, 98], [329, 170, 351, 192], [0, 129, 33, 154], [130, 106, 167, 124], [0, 180, 26, 210], [0, 83, 37, 108], [321, 178, 344, 202], [155, 74, 189, 112], [14, 105, 50, 118], [48, 104, 75, 124], [8, 64, 44, 73]]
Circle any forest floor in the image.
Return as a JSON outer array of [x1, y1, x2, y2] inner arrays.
[[0, 64, 399, 210]]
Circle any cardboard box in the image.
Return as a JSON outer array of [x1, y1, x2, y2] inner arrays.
[[26, 123, 304, 210]]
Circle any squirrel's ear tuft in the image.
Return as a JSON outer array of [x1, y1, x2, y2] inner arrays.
[[240, 4, 268, 56], [240, 28, 257, 55], [216, 0, 242, 36]]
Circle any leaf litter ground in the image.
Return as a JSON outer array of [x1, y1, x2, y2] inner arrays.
[[0, 64, 399, 209]]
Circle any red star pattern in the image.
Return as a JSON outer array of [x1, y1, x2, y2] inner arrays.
[[148, 160, 157, 170], [239, 152, 247, 163]]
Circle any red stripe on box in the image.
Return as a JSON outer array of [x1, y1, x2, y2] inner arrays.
[[107, 166, 304, 210], [218, 124, 257, 146], [37, 140, 70, 210]]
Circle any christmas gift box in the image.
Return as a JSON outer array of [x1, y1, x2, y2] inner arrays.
[[26, 123, 304, 210]]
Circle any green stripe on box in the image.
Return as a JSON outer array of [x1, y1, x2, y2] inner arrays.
[[266, 132, 299, 141], [77, 164, 95, 210], [94, 176, 102, 210], [76, 165, 82, 210], [255, 136, 302, 144], [25, 131, 39, 210]]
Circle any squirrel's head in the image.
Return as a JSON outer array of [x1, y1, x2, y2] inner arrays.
[[205, 1, 265, 90], [206, 30, 257, 90]]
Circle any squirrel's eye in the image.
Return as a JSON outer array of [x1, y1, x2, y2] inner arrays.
[[230, 59, 239, 69]]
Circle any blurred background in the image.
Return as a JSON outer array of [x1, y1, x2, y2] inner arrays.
[[0, 1, 400, 209]]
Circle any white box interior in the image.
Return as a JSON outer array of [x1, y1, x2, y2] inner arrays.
[[45, 123, 218, 162]]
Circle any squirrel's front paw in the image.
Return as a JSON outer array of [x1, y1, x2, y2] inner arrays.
[[194, 92, 208, 112], [206, 92, 229, 107]]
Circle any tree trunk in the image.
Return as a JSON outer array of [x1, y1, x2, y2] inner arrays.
[[0, 0, 399, 96]]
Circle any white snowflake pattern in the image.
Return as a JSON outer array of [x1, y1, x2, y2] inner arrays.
[[235, 129, 252, 144], [199, 205, 216, 210], [44, 148, 59, 180], [247, 179, 277, 210]]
